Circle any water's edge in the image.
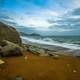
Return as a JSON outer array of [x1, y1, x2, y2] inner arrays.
[[21, 36, 80, 56]]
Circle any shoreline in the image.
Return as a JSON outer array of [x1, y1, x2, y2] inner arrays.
[[23, 43, 80, 57], [21, 36, 80, 57], [0, 37, 80, 80], [21, 36, 80, 50]]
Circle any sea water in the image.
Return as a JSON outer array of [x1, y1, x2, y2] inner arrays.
[[21, 36, 80, 56]]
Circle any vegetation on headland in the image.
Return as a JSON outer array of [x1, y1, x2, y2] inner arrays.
[[20, 32, 41, 37]]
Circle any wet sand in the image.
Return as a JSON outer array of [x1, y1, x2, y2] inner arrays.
[[0, 51, 80, 80]]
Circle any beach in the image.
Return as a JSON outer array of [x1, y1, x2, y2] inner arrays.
[[0, 0, 80, 79], [0, 51, 80, 80]]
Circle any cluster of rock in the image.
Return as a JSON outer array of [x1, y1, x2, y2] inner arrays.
[[0, 22, 23, 57], [24, 44, 80, 57], [0, 40, 23, 57], [24, 44, 60, 58]]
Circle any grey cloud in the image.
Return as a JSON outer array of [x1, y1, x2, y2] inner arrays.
[[48, 7, 80, 32], [71, 8, 80, 15]]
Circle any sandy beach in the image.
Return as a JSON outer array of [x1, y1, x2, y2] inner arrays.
[[0, 51, 80, 80]]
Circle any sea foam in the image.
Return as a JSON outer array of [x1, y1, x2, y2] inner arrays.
[[21, 36, 80, 50]]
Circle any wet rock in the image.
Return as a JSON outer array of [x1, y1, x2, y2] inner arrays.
[[28, 46, 49, 56], [26, 45, 61, 57], [0, 40, 23, 57]]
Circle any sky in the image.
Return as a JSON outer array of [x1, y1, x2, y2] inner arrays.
[[0, 0, 80, 35]]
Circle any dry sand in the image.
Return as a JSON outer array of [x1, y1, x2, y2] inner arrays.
[[0, 51, 80, 80]]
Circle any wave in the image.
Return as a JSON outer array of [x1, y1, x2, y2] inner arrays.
[[21, 36, 80, 50]]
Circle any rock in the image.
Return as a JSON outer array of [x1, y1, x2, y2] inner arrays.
[[25, 44, 61, 57], [48, 50, 60, 58], [49, 53, 54, 56], [22, 44, 28, 51], [0, 59, 5, 70], [28, 45, 49, 56], [24, 56, 28, 61], [28, 46, 38, 54], [48, 50, 56, 56], [38, 49, 49, 56], [15, 75, 24, 80], [28, 46, 40, 55], [0, 22, 22, 45], [73, 70, 77, 73], [0, 40, 23, 57], [52, 54, 60, 59], [0, 59, 5, 64], [26, 45, 61, 57]]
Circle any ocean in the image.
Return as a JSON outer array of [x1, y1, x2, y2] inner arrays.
[[21, 36, 80, 49], [21, 36, 80, 56]]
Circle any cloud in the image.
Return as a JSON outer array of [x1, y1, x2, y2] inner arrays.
[[0, 0, 80, 35], [71, 8, 80, 15], [2, 7, 80, 34], [15, 16, 50, 28], [47, 7, 80, 33], [73, 0, 80, 8]]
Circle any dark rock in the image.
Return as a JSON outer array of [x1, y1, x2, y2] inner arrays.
[[0, 22, 22, 45], [49, 53, 54, 56], [1, 47, 23, 57], [0, 40, 23, 57]]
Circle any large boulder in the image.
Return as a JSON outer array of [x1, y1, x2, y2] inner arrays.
[[0, 40, 23, 57], [0, 22, 22, 45]]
